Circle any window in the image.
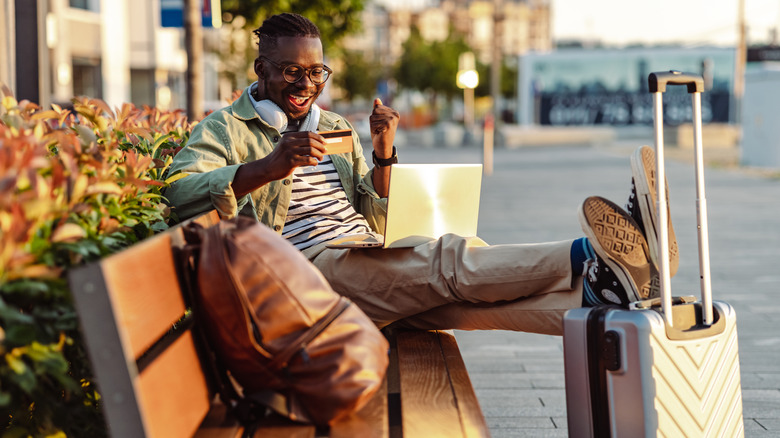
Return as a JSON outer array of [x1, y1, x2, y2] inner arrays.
[[69, 0, 100, 12], [72, 57, 103, 99], [130, 69, 155, 108]]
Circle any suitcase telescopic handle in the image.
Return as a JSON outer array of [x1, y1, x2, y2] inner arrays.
[[648, 70, 704, 93], [648, 71, 714, 327]]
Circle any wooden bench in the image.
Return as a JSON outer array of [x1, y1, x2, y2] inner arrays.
[[68, 211, 489, 437]]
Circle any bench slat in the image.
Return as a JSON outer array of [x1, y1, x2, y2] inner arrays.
[[100, 233, 187, 359], [438, 331, 490, 437], [137, 330, 211, 438], [397, 330, 468, 437], [329, 376, 389, 438], [198, 368, 389, 438], [197, 403, 320, 438], [248, 418, 317, 438], [193, 402, 243, 438], [198, 403, 319, 438]]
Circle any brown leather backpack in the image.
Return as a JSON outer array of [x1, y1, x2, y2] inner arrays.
[[183, 216, 388, 426]]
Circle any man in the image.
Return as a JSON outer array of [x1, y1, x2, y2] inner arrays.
[[165, 13, 677, 334]]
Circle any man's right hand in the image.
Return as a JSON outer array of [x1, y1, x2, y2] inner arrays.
[[232, 131, 327, 197], [264, 131, 327, 180]]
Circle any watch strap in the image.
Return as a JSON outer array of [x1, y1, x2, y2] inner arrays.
[[372, 147, 398, 167]]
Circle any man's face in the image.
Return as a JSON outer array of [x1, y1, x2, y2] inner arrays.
[[256, 36, 326, 121]]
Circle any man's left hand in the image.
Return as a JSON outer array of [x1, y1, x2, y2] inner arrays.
[[369, 98, 399, 158]]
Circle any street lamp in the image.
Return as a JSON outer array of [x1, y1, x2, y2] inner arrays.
[[457, 52, 479, 145], [457, 69, 479, 89]]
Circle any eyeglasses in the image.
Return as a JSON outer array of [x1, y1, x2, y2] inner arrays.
[[260, 56, 332, 85]]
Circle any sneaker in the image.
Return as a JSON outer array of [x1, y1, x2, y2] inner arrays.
[[627, 145, 679, 277], [581, 254, 633, 307], [579, 196, 658, 305]]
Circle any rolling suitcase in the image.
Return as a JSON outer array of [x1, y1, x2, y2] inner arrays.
[[562, 71, 744, 437]]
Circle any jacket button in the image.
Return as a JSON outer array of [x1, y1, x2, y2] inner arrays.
[[274, 225, 281, 232], [283, 179, 291, 186], [273, 136, 280, 142]]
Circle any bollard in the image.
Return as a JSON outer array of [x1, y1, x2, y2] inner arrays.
[[483, 114, 494, 176]]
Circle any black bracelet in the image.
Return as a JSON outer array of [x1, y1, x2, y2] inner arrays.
[[372, 146, 398, 167]]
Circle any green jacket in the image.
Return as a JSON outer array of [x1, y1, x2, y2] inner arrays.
[[164, 88, 387, 235]]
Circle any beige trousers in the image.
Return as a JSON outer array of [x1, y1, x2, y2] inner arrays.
[[308, 235, 583, 336]]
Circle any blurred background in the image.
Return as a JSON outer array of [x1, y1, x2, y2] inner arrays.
[[2, 0, 780, 168]]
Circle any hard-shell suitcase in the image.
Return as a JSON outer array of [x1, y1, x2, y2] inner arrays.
[[562, 71, 744, 437]]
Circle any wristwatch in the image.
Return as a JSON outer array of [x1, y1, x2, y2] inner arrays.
[[372, 147, 398, 167]]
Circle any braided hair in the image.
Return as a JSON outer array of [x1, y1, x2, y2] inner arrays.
[[253, 13, 321, 54]]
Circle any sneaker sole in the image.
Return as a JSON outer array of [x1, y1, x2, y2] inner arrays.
[[579, 196, 655, 302], [631, 145, 679, 277]]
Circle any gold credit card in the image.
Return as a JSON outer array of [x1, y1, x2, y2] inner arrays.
[[320, 129, 353, 155]]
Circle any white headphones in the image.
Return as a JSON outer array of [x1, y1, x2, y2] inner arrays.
[[248, 83, 321, 133], [252, 99, 289, 133]]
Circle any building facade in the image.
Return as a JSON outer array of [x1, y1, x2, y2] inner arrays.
[[1, 0, 551, 113], [1, 0, 222, 110], [343, 0, 552, 71]]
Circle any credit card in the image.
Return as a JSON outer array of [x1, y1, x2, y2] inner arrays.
[[320, 129, 353, 154]]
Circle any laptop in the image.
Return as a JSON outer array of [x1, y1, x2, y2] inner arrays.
[[326, 163, 483, 249]]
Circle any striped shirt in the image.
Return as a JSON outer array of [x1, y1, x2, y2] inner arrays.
[[282, 156, 376, 250]]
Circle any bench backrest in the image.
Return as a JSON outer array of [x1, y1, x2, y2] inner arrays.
[[68, 211, 220, 438]]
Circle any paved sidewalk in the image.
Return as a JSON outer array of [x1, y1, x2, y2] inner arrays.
[[396, 142, 780, 437]]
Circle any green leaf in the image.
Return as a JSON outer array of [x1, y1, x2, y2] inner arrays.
[[0, 296, 36, 325], [99, 236, 123, 250], [0, 390, 11, 406], [1, 280, 57, 304], [164, 172, 189, 185], [6, 352, 28, 374], [151, 221, 169, 232], [150, 133, 171, 156], [11, 368, 39, 394], [65, 240, 102, 259], [27, 343, 73, 390], [4, 324, 37, 345]]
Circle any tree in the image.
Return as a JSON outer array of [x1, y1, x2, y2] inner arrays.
[[394, 26, 432, 93], [429, 35, 471, 100], [218, 1, 367, 90], [394, 26, 471, 121], [476, 59, 516, 99], [394, 26, 469, 98], [184, 0, 203, 120], [335, 50, 380, 101], [221, 0, 366, 56], [501, 61, 517, 99]]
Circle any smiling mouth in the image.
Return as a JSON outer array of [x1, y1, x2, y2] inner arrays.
[[288, 94, 312, 108]]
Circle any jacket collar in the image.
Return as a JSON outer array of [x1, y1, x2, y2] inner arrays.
[[231, 87, 262, 122], [317, 109, 343, 132]]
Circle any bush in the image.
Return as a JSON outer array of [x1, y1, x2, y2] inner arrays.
[[0, 93, 194, 437]]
